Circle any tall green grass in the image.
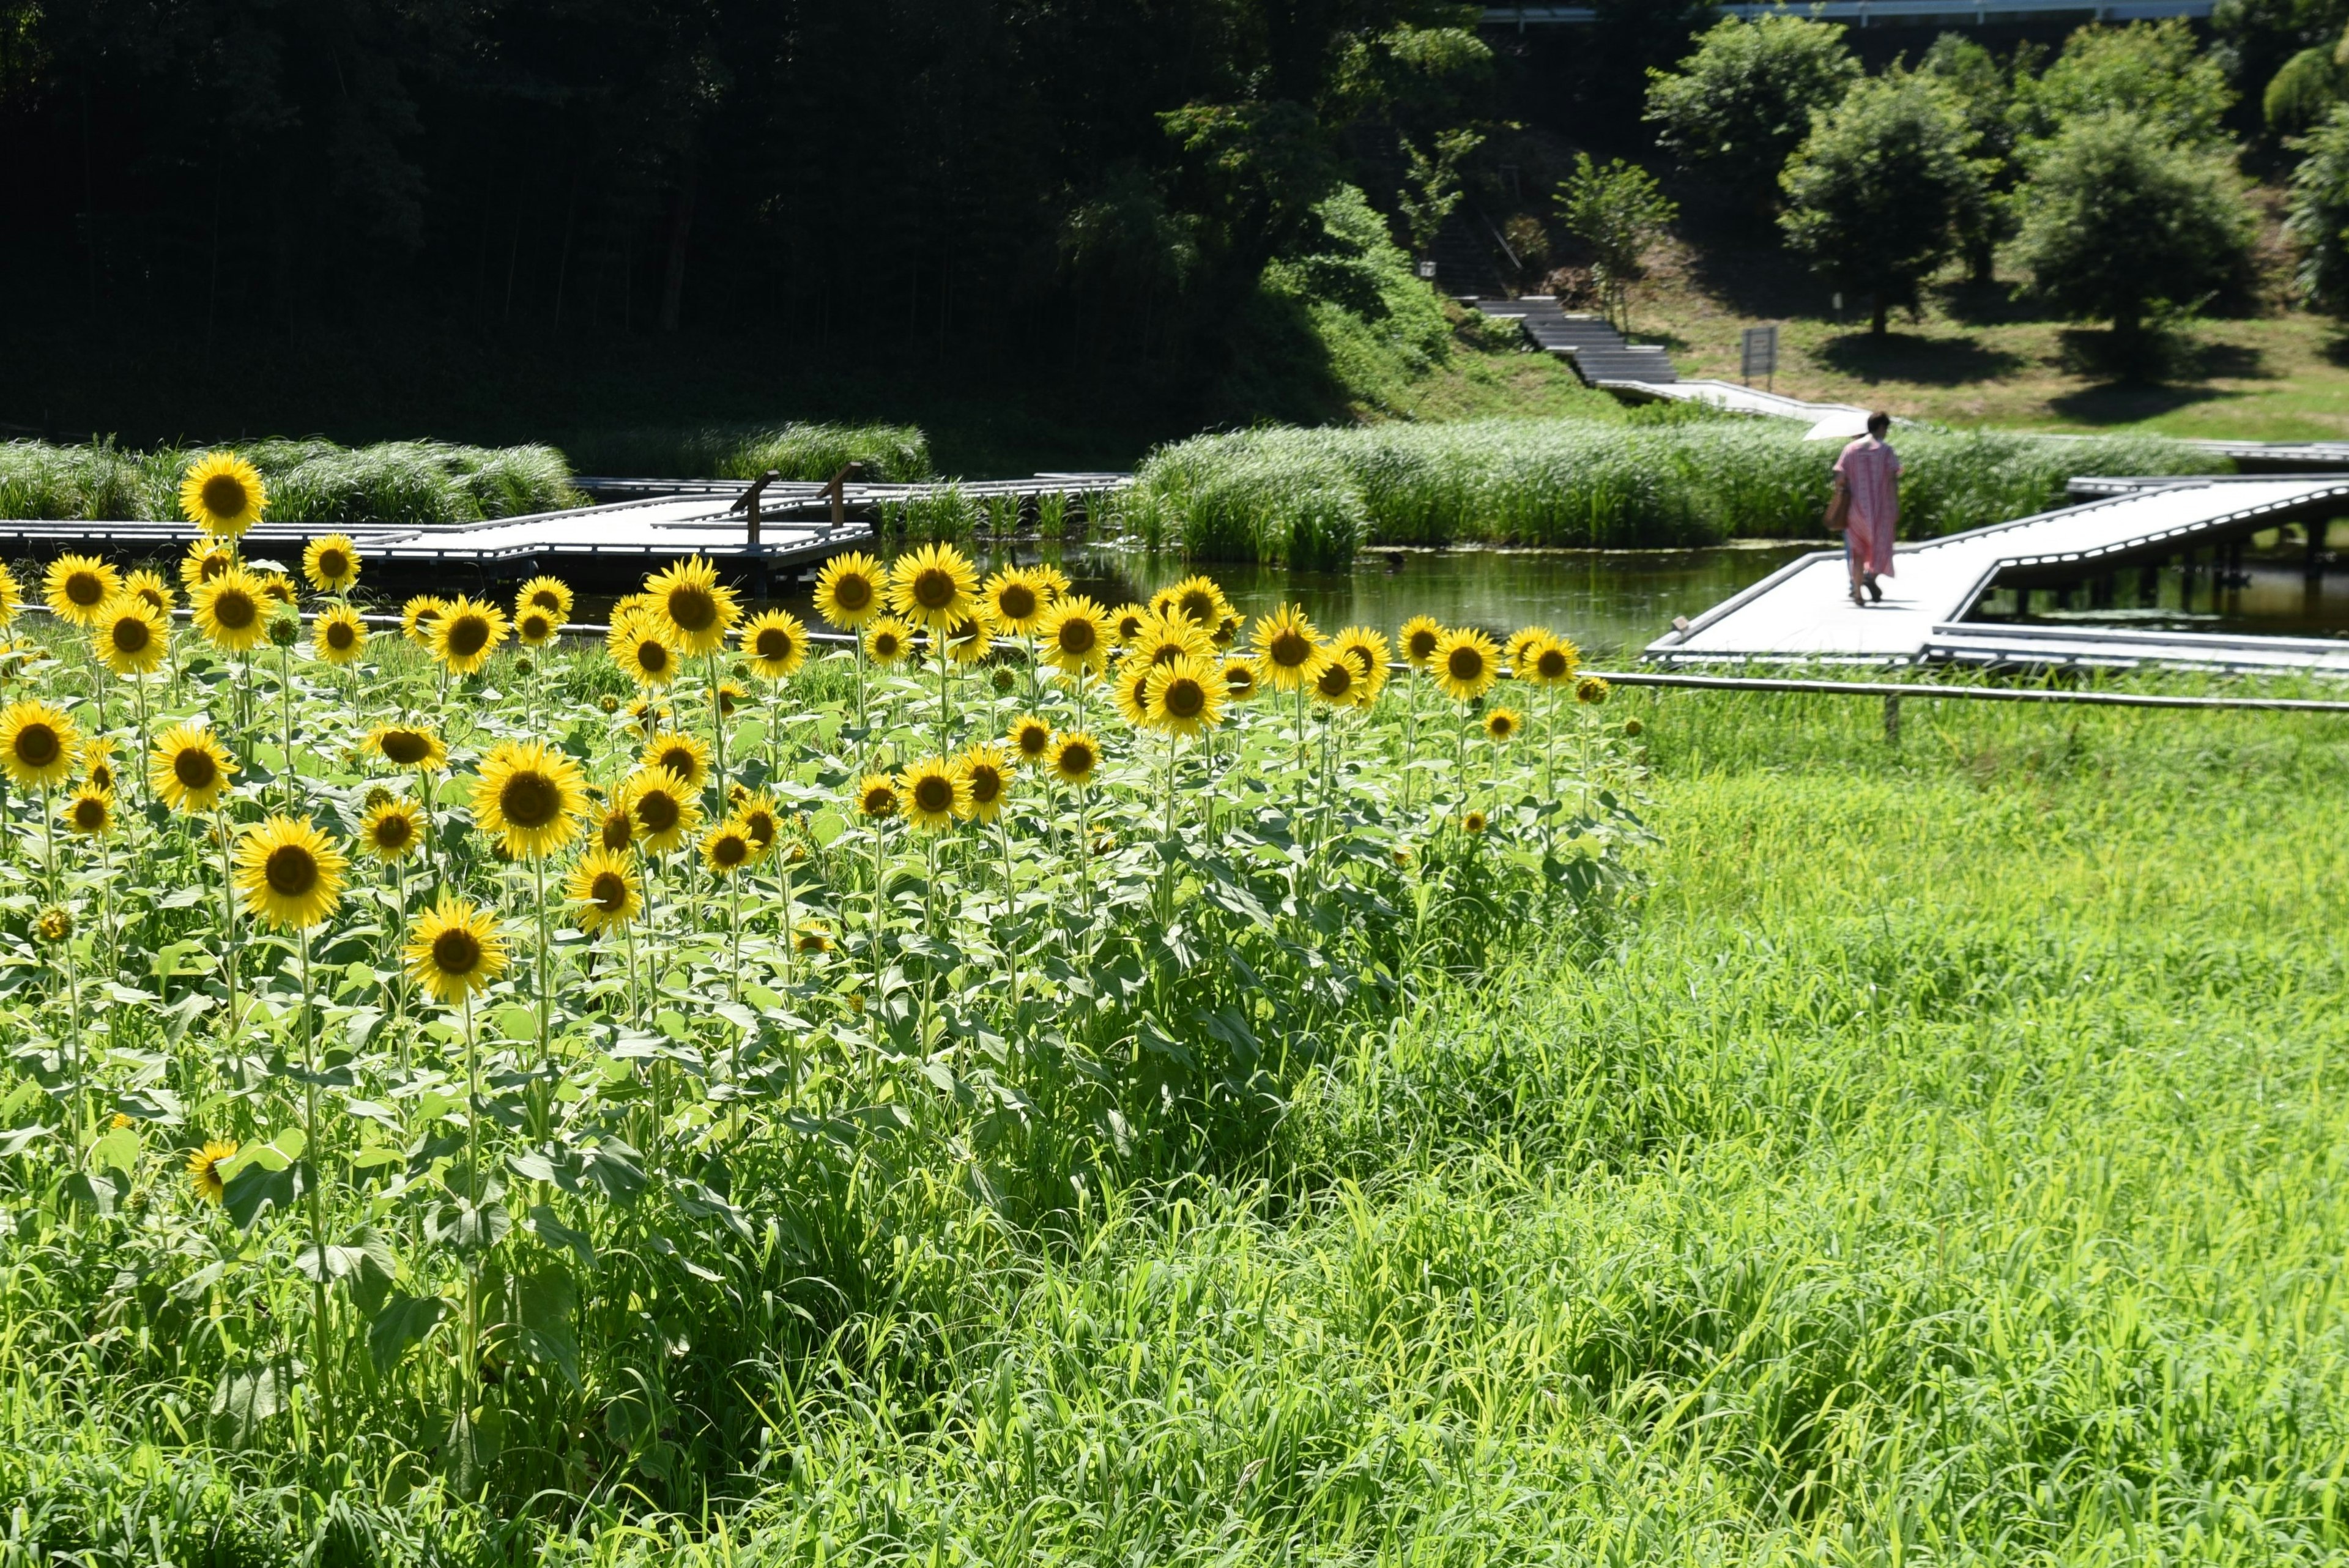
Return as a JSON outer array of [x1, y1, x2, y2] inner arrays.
[[568, 422, 933, 481], [0, 437, 581, 525], [1132, 416, 2232, 565]]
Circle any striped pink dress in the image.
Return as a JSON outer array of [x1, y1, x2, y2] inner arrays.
[[1835, 437, 1901, 579]]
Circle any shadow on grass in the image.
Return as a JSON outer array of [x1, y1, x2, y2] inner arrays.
[[2047, 379, 2245, 425], [1814, 330, 2028, 387]]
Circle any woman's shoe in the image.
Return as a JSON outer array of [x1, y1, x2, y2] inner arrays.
[[1865, 575, 1883, 603], [1850, 586, 1866, 607]]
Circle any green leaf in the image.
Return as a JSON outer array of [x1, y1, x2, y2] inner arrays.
[[527, 1203, 596, 1269], [369, 1294, 448, 1374], [518, 1266, 580, 1384], [0, 1124, 51, 1158], [90, 1124, 139, 1175], [224, 1159, 309, 1231]]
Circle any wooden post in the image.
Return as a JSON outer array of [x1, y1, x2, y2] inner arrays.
[[737, 468, 779, 549], [1883, 693, 1901, 745], [2310, 518, 2329, 578], [823, 462, 865, 531]]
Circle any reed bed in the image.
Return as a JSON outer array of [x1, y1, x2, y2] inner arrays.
[[1131, 417, 2230, 565], [570, 422, 933, 482], [0, 438, 581, 526]]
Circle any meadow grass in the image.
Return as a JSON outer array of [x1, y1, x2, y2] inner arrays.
[[563, 423, 933, 483], [0, 439, 581, 526]]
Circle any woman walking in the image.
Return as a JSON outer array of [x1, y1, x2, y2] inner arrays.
[[1831, 412, 1900, 607]]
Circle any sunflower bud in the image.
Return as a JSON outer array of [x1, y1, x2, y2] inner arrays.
[[991, 667, 1017, 693], [1623, 716, 1642, 737], [363, 784, 395, 811], [598, 694, 620, 713], [266, 609, 301, 648], [35, 904, 73, 943], [513, 656, 535, 678]]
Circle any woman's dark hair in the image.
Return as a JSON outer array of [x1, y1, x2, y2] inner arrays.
[[1866, 411, 1891, 436]]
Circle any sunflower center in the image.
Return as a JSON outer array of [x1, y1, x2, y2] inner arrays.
[[106, 615, 150, 654], [874, 632, 900, 656], [636, 793, 679, 833], [1164, 678, 1206, 719], [500, 770, 560, 828], [1269, 630, 1312, 669], [666, 586, 716, 633], [833, 574, 874, 612], [998, 584, 1037, 622], [713, 834, 748, 868], [1447, 647, 1485, 682], [212, 589, 256, 630], [14, 724, 58, 768], [1317, 663, 1354, 699], [264, 844, 318, 897], [173, 748, 217, 789], [911, 568, 957, 611], [374, 815, 414, 849], [658, 747, 693, 777], [639, 640, 670, 673], [432, 928, 481, 975], [67, 571, 104, 607], [590, 871, 628, 911], [863, 787, 894, 814], [755, 627, 793, 660], [1057, 619, 1097, 656], [913, 776, 954, 814], [601, 812, 633, 850], [319, 549, 349, 579], [447, 614, 490, 658], [326, 620, 355, 650], [1408, 633, 1439, 661], [522, 613, 550, 639], [1061, 743, 1094, 774], [73, 800, 104, 830], [968, 768, 1001, 805], [201, 474, 250, 519], [381, 731, 430, 765]]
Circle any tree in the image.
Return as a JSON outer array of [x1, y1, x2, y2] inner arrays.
[[1395, 127, 1485, 256], [1918, 33, 2028, 283], [1554, 154, 1677, 334], [2286, 105, 2349, 313], [2265, 39, 2349, 133], [2213, 0, 2349, 132], [1779, 73, 1987, 335], [2013, 111, 2255, 346], [2019, 21, 2235, 148], [1645, 15, 1861, 196]]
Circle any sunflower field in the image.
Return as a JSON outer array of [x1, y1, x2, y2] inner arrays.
[[0, 452, 1639, 1542]]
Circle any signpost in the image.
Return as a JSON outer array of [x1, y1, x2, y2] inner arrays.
[[1741, 324, 1778, 390]]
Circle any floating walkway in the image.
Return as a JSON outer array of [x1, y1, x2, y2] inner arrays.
[[1650, 475, 2349, 671]]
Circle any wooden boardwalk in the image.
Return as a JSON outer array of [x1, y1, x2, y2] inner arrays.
[[1650, 475, 2349, 671]]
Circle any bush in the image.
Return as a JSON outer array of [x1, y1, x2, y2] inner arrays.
[[0, 438, 582, 525], [570, 422, 933, 482], [2288, 105, 2349, 314]]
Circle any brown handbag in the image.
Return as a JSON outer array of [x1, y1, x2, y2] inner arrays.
[[1823, 474, 1851, 533]]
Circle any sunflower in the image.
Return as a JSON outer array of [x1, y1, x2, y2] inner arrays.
[[179, 451, 267, 537], [607, 614, 680, 688], [61, 785, 113, 837], [360, 798, 426, 861], [256, 571, 297, 609], [863, 617, 913, 667], [0, 565, 18, 625], [737, 793, 782, 852], [122, 569, 173, 617], [191, 568, 269, 653], [302, 535, 361, 593], [311, 604, 368, 666], [1221, 656, 1260, 702], [1146, 655, 1223, 737], [1485, 706, 1523, 742], [1398, 615, 1444, 670], [715, 680, 748, 716], [702, 817, 756, 872], [959, 743, 1010, 822], [886, 543, 979, 631], [1462, 809, 1488, 835], [366, 724, 446, 772], [35, 904, 71, 943], [644, 556, 740, 655], [566, 848, 641, 933], [1576, 675, 1611, 706], [513, 605, 558, 647], [1504, 626, 1553, 676], [1213, 612, 1244, 650], [982, 568, 1049, 634], [472, 740, 585, 858], [232, 815, 347, 931], [1252, 605, 1324, 692], [1167, 574, 1236, 630], [188, 1140, 238, 1205], [1311, 655, 1364, 709], [1008, 715, 1053, 765], [1104, 603, 1145, 647], [0, 700, 80, 789], [626, 697, 667, 735], [639, 732, 710, 792], [596, 800, 636, 852], [1111, 656, 1156, 729], [92, 595, 169, 677], [44, 555, 120, 626], [404, 897, 510, 1006], [899, 756, 969, 831], [1033, 563, 1071, 603], [517, 575, 574, 623], [179, 541, 235, 594], [855, 773, 900, 819], [1526, 636, 1579, 687], [1037, 595, 1111, 676], [741, 608, 809, 680], [812, 551, 885, 628], [429, 595, 508, 676], [935, 612, 993, 667], [1332, 626, 1392, 684], [150, 723, 236, 812], [81, 737, 116, 794], [625, 768, 702, 853], [400, 595, 447, 645], [1431, 628, 1501, 704], [1050, 730, 1099, 788], [794, 922, 834, 954], [1129, 609, 1213, 670]]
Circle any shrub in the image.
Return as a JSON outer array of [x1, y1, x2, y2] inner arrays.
[[0, 438, 581, 525], [571, 422, 933, 482]]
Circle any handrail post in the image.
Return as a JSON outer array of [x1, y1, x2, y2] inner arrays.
[[736, 468, 779, 549], [823, 462, 865, 531]]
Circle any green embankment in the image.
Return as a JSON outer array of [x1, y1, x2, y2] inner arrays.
[[562, 422, 935, 483], [1126, 417, 2231, 567]]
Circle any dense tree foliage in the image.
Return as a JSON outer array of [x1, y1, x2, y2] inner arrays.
[[2287, 105, 2349, 313], [2016, 20, 2235, 147], [1644, 15, 1860, 198]]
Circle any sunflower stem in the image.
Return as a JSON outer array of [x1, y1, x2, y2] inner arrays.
[[298, 926, 336, 1457], [533, 852, 553, 1076]]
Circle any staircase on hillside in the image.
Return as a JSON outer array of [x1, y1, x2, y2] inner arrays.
[[1468, 295, 1682, 386], [1424, 207, 1516, 301]]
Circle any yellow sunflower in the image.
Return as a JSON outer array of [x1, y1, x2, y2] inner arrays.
[[1158, 574, 1234, 630], [513, 605, 558, 647], [741, 608, 809, 680], [1312, 654, 1365, 709], [123, 569, 174, 617], [92, 595, 169, 677], [1462, 809, 1488, 835], [863, 616, 913, 666], [935, 612, 994, 667], [1033, 563, 1072, 603], [1252, 604, 1324, 692], [1221, 656, 1260, 702], [0, 564, 19, 625], [302, 535, 362, 593], [1037, 595, 1111, 676], [179, 541, 235, 594], [1109, 603, 1149, 646], [1110, 656, 1156, 729], [1485, 706, 1523, 742], [178, 451, 267, 538], [471, 740, 585, 858], [886, 542, 979, 631], [565, 848, 641, 933], [1527, 636, 1581, 687], [814, 551, 886, 629], [702, 817, 756, 873], [81, 737, 117, 794], [639, 732, 710, 792], [1399, 615, 1444, 670], [898, 756, 969, 831], [61, 785, 113, 837], [1331, 626, 1392, 689], [1146, 655, 1224, 737], [1129, 609, 1213, 669], [360, 798, 426, 861], [404, 897, 510, 1006], [232, 815, 347, 931], [517, 575, 574, 623], [1504, 626, 1553, 676], [855, 773, 900, 819], [625, 768, 702, 853], [1432, 628, 1501, 704], [982, 568, 1049, 634], [0, 700, 80, 789], [365, 724, 447, 772], [596, 800, 636, 853], [188, 1139, 238, 1205], [44, 555, 120, 626], [607, 614, 680, 689], [959, 743, 1010, 822], [400, 595, 447, 645], [428, 595, 508, 676], [311, 604, 368, 666], [642, 556, 740, 657], [191, 568, 269, 653], [794, 922, 834, 954], [1576, 675, 1611, 706], [1008, 715, 1053, 765], [737, 792, 782, 853], [149, 723, 236, 812], [255, 571, 297, 608], [1050, 731, 1100, 787]]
